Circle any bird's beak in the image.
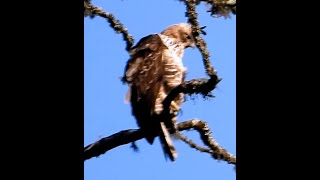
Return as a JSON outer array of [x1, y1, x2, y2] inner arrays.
[[186, 43, 196, 49], [189, 41, 196, 48]]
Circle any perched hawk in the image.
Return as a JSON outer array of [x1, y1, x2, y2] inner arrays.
[[122, 23, 195, 161]]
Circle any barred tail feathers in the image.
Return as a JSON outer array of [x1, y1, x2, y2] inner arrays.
[[159, 121, 177, 161]]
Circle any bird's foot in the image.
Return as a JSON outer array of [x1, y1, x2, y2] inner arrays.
[[170, 101, 180, 112]]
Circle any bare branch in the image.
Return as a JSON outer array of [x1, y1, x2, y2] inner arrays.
[[84, 129, 144, 161], [84, 1, 134, 51], [84, 119, 236, 165]]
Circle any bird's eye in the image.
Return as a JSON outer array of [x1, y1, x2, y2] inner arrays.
[[186, 34, 191, 40]]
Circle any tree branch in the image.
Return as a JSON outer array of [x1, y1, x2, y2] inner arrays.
[[180, 0, 236, 18], [84, 119, 236, 165], [163, 75, 220, 108], [177, 119, 236, 164], [161, 76, 221, 130], [84, 1, 134, 51], [204, 0, 236, 17], [84, 129, 144, 160], [184, 0, 216, 77], [174, 131, 213, 154]]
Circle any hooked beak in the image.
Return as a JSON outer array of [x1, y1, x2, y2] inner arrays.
[[186, 42, 196, 48]]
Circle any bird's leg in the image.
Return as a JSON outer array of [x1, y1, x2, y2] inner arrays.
[[163, 81, 181, 113], [159, 93, 179, 133], [159, 93, 180, 114], [170, 101, 180, 113]]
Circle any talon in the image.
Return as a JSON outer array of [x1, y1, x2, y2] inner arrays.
[[159, 93, 180, 112], [171, 116, 177, 122], [170, 101, 180, 111]]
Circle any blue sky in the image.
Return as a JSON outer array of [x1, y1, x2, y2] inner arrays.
[[84, 0, 236, 179]]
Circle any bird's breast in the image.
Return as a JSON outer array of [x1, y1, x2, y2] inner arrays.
[[158, 34, 186, 72]]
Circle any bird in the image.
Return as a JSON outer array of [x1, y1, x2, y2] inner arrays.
[[122, 23, 196, 161]]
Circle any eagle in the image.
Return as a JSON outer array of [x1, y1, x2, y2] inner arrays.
[[122, 23, 196, 161]]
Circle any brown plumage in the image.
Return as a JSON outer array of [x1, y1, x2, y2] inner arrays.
[[122, 23, 195, 161]]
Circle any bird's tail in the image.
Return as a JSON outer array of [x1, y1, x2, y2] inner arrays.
[[159, 121, 178, 161]]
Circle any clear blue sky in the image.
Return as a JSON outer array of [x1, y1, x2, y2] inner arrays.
[[84, 0, 236, 179]]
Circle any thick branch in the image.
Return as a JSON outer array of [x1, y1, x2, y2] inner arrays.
[[164, 75, 220, 104], [84, 129, 144, 160], [84, 119, 236, 165], [84, 1, 134, 51]]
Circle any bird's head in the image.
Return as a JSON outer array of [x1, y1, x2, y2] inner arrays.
[[161, 23, 196, 49]]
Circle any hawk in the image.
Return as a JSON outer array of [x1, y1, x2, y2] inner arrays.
[[122, 23, 195, 161]]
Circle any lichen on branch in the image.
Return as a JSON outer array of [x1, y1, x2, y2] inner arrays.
[[84, 1, 134, 51], [184, 0, 217, 77], [180, 0, 236, 18]]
